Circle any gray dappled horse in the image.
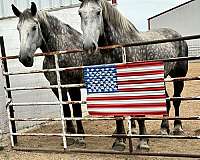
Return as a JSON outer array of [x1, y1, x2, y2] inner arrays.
[[79, 0, 188, 151], [11, 2, 104, 147]]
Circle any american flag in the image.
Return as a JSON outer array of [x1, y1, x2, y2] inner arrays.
[[84, 61, 167, 116]]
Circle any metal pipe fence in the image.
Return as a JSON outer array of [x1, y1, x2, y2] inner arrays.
[[8, 116, 200, 121], [1, 35, 200, 158], [5, 96, 200, 107]]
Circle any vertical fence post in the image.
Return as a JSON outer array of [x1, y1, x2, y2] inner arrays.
[[6, 100, 15, 147], [0, 36, 17, 145], [122, 47, 127, 64], [54, 54, 67, 149], [121, 47, 133, 152], [127, 116, 133, 153]]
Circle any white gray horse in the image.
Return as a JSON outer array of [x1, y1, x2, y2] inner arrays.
[[78, 0, 188, 151], [12, 2, 105, 147]]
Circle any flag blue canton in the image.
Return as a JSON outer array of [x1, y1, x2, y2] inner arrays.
[[84, 65, 118, 93]]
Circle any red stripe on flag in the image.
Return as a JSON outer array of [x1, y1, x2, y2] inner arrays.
[[118, 78, 164, 85], [87, 103, 166, 108], [87, 94, 166, 101], [119, 86, 165, 92], [117, 70, 164, 77], [117, 61, 164, 69], [88, 111, 167, 116]]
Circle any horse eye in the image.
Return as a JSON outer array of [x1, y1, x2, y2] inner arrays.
[[32, 26, 37, 31], [97, 11, 101, 16]]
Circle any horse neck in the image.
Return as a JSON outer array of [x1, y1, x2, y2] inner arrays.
[[37, 11, 81, 52], [99, 1, 141, 46]]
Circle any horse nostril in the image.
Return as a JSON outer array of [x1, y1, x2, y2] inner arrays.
[[92, 43, 97, 51], [82, 41, 97, 51], [18, 55, 21, 61]]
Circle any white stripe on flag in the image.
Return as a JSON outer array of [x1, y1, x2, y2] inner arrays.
[[117, 65, 164, 73], [87, 90, 166, 97], [117, 74, 164, 81], [88, 107, 166, 112], [118, 82, 165, 89], [87, 99, 166, 105]]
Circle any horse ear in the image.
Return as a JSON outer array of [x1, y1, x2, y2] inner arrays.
[[31, 2, 37, 16], [11, 4, 21, 17]]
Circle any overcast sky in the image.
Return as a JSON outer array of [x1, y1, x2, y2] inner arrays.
[[117, 0, 190, 31]]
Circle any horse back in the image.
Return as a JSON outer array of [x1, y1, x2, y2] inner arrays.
[[136, 28, 188, 77], [142, 28, 188, 58]]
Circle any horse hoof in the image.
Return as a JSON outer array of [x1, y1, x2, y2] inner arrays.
[[75, 137, 86, 148], [112, 139, 126, 151], [172, 128, 184, 135], [159, 128, 169, 135], [137, 144, 150, 151], [60, 137, 75, 146], [131, 128, 137, 134], [127, 129, 137, 135], [137, 140, 150, 151], [66, 137, 76, 146]]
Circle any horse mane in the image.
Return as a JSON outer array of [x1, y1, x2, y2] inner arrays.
[[37, 11, 50, 27], [100, 0, 139, 33], [37, 10, 64, 32]]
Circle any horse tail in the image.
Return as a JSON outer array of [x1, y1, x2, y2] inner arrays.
[[179, 39, 188, 57]]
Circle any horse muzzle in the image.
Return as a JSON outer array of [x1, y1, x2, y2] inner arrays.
[[19, 55, 34, 67], [83, 40, 98, 53]]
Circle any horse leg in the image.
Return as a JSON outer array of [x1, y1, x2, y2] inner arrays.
[[137, 119, 150, 151], [68, 88, 86, 148], [131, 118, 137, 134], [112, 118, 126, 151], [172, 81, 184, 135], [52, 88, 76, 145], [160, 90, 171, 135], [170, 41, 188, 135]]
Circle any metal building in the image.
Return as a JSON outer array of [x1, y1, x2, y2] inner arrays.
[[0, 0, 80, 18], [148, 0, 200, 56]]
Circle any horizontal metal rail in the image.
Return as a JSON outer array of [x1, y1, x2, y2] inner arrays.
[[168, 96, 200, 101], [4, 66, 84, 76], [13, 147, 200, 158], [9, 116, 200, 121], [9, 101, 87, 106], [11, 133, 200, 139], [8, 96, 200, 106], [0, 49, 83, 60], [6, 84, 85, 91], [164, 76, 200, 82], [1, 34, 200, 61], [3, 57, 200, 76], [5, 76, 200, 92]]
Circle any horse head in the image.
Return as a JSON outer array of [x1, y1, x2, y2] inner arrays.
[[12, 2, 43, 67], [79, 0, 104, 52]]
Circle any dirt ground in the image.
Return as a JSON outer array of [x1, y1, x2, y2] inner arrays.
[[0, 62, 200, 160]]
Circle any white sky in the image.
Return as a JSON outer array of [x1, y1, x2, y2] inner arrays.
[[117, 0, 190, 31]]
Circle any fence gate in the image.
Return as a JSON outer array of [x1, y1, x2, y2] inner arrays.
[[1, 35, 200, 158]]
